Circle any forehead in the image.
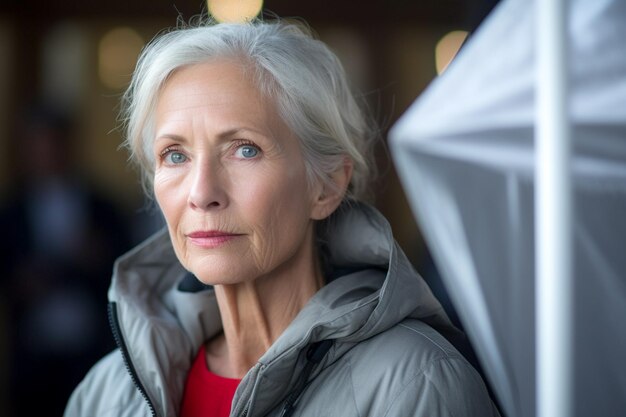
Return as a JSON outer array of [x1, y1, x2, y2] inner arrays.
[[155, 59, 284, 131], [151, 59, 306, 159], [160, 59, 259, 109]]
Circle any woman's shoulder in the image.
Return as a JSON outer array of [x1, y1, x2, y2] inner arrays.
[[348, 318, 466, 369], [64, 350, 151, 417], [342, 319, 500, 417]]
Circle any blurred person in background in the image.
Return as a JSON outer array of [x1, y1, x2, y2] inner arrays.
[[65, 19, 499, 417], [0, 102, 132, 416]]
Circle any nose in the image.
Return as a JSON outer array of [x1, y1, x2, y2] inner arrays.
[[187, 156, 228, 210]]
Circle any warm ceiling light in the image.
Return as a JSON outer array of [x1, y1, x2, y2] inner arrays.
[[98, 27, 144, 90], [208, 0, 263, 23], [435, 30, 469, 75]]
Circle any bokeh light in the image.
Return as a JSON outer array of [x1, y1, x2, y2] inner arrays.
[[208, 0, 264, 23], [98, 27, 144, 90], [435, 30, 468, 75]]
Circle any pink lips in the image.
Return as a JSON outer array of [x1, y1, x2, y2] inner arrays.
[[186, 231, 242, 248]]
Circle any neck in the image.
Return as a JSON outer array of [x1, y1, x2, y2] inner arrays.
[[206, 233, 324, 379]]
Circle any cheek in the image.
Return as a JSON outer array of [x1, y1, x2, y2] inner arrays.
[[237, 166, 313, 271], [154, 170, 184, 220], [154, 169, 189, 257]]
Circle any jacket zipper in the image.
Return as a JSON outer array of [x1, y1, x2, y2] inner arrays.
[[279, 340, 333, 417], [108, 302, 158, 417], [236, 365, 262, 417]]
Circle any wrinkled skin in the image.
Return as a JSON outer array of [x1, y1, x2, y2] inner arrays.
[[153, 59, 332, 287], [153, 59, 351, 378]]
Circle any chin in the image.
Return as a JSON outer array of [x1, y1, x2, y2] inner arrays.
[[187, 259, 256, 287]]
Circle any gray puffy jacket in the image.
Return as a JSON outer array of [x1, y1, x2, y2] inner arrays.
[[65, 203, 499, 417]]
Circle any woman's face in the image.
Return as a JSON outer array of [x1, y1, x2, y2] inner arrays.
[[153, 60, 322, 285]]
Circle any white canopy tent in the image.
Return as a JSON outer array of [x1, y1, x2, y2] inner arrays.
[[390, 0, 626, 416]]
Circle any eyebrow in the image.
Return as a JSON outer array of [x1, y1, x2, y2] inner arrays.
[[155, 127, 271, 145], [154, 133, 187, 145]]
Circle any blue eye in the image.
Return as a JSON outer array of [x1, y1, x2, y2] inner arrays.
[[166, 151, 187, 164], [236, 145, 259, 159]]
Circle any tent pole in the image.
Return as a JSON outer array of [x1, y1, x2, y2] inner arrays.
[[536, 0, 573, 417]]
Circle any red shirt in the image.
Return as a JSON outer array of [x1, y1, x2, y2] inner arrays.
[[180, 345, 241, 417]]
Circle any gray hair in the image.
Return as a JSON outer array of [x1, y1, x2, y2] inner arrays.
[[121, 18, 378, 201]]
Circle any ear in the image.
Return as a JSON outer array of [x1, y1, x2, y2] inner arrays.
[[310, 157, 353, 220]]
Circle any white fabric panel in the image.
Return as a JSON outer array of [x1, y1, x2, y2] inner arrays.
[[390, 1, 626, 416]]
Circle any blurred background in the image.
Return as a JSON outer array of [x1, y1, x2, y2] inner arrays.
[[0, 0, 497, 415]]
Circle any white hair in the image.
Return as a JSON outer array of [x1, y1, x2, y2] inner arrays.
[[121, 18, 378, 201]]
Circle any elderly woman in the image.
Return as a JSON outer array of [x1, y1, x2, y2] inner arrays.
[[65, 19, 498, 417]]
